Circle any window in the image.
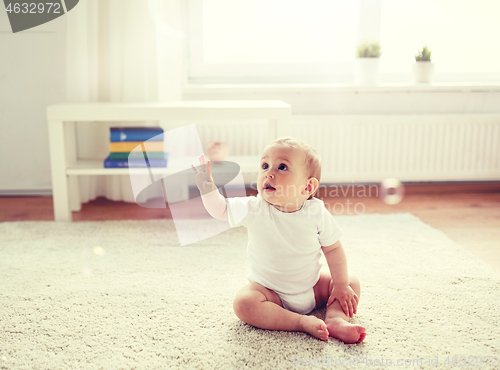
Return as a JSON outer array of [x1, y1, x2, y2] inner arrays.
[[186, 0, 500, 84], [187, 0, 361, 83], [380, 0, 500, 83]]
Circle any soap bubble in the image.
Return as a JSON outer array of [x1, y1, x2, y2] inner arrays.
[[80, 246, 106, 276], [380, 178, 405, 205], [93, 246, 106, 256]]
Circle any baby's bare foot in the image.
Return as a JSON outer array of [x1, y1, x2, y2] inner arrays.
[[299, 315, 329, 341], [326, 317, 366, 344]]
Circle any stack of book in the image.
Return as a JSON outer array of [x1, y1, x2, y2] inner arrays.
[[103, 127, 168, 168]]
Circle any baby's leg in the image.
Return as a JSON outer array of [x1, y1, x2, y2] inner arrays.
[[313, 272, 366, 344], [233, 282, 329, 341]]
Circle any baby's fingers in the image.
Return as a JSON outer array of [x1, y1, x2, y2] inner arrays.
[[207, 160, 213, 177], [347, 299, 354, 318], [191, 164, 198, 174], [340, 300, 350, 317], [327, 294, 335, 307]]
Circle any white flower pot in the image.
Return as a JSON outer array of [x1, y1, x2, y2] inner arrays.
[[412, 61, 435, 84], [354, 58, 380, 86]]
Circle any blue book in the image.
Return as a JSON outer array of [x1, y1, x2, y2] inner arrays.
[[110, 127, 164, 142], [103, 153, 168, 168]]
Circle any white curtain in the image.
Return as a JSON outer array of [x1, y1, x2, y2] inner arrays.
[[65, 0, 182, 206]]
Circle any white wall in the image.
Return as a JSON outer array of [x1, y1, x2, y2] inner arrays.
[[0, 9, 66, 194]]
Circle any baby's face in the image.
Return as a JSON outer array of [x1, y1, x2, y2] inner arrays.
[[257, 145, 313, 212]]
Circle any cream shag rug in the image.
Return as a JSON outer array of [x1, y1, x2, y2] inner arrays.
[[1, 213, 499, 369]]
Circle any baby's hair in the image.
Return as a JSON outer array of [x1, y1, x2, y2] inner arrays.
[[268, 137, 321, 199]]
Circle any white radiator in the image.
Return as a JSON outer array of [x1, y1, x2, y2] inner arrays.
[[196, 115, 500, 183]]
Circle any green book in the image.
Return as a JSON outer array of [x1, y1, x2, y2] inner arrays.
[[109, 152, 166, 160]]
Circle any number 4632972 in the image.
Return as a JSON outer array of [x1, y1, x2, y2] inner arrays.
[[5, 2, 62, 14]]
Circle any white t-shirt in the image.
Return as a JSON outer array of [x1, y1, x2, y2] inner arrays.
[[226, 194, 343, 295]]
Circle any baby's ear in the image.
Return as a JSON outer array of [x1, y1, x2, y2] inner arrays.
[[305, 177, 319, 196]]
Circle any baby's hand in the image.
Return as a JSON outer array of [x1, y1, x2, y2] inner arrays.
[[191, 155, 215, 195], [327, 284, 359, 318]]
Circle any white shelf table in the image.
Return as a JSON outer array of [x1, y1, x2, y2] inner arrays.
[[47, 101, 291, 221]]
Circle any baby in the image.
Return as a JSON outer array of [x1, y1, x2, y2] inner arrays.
[[191, 137, 366, 343]]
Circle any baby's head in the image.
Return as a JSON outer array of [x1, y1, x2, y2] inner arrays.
[[257, 137, 321, 212]]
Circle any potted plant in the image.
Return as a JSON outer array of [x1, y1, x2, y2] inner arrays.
[[354, 39, 382, 86], [412, 45, 435, 84]]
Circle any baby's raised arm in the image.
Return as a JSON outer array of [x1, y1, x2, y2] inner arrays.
[[191, 155, 228, 221]]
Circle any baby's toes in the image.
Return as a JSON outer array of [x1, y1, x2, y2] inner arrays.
[[300, 316, 329, 342]]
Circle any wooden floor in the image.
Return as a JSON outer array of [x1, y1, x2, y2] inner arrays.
[[2, 183, 499, 271]]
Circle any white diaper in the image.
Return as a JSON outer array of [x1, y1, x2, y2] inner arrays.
[[248, 272, 318, 315], [276, 289, 317, 315]]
